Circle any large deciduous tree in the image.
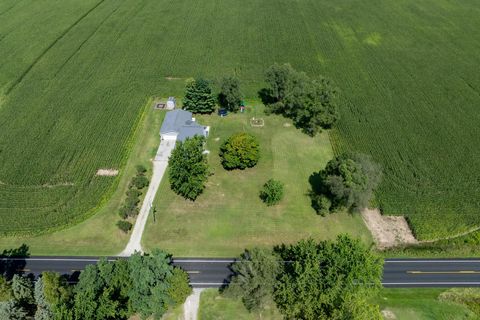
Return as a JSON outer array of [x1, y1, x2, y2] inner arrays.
[[263, 63, 339, 136], [312, 153, 382, 214], [218, 76, 242, 112], [220, 133, 260, 170], [168, 135, 209, 200], [128, 249, 174, 319], [274, 235, 383, 320], [225, 248, 280, 311], [183, 78, 216, 114]]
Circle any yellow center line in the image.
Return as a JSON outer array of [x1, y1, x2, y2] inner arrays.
[[407, 270, 480, 274]]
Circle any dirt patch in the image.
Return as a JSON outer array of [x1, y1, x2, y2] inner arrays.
[[283, 122, 292, 127], [42, 182, 74, 188], [362, 208, 417, 249], [214, 137, 220, 142], [381, 309, 397, 319], [96, 169, 119, 176], [165, 76, 183, 80]]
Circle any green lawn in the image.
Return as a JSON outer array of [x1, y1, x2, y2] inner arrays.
[[0, 105, 165, 255], [198, 288, 478, 320], [199, 289, 282, 320], [376, 289, 477, 320], [143, 104, 372, 257]]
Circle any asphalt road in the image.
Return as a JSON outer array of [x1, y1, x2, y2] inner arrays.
[[1, 257, 479, 288]]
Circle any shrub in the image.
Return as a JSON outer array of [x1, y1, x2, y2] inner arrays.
[[116, 220, 133, 233], [167, 268, 192, 306], [135, 165, 147, 175], [312, 194, 332, 216], [126, 189, 142, 198], [260, 179, 284, 206], [131, 175, 149, 190], [220, 133, 260, 170]]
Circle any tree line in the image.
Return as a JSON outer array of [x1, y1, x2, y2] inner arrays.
[[225, 235, 384, 319], [0, 249, 190, 320]]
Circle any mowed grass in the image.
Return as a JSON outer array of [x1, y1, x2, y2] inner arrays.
[[143, 106, 371, 257], [1, 0, 479, 240], [376, 289, 477, 320], [198, 288, 477, 320], [199, 289, 282, 320]]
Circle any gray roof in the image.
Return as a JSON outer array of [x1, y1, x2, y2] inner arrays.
[[177, 123, 205, 142], [160, 109, 193, 134], [160, 109, 207, 141]]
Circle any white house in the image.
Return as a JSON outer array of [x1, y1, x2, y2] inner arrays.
[[160, 109, 209, 142]]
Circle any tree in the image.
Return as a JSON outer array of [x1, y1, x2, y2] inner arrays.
[[168, 136, 209, 200], [0, 300, 28, 320], [183, 78, 216, 114], [259, 179, 284, 206], [312, 153, 382, 213], [34, 277, 54, 320], [11, 274, 34, 308], [74, 264, 104, 320], [218, 76, 242, 112], [263, 63, 339, 136], [117, 220, 133, 233], [274, 235, 383, 320], [225, 248, 280, 311], [167, 268, 192, 306], [294, 78, 340, 136], [41, 272, 72, 320], [220, 133, 260, 170], [128, 249, 174, 319], [74, 259, 131, 320], [0, 276, 12, 301]]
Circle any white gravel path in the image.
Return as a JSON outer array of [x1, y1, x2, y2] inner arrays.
[[119, 139, 175, 256], [183, 288, 204, 320]]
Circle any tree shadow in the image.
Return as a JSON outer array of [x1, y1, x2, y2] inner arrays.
[[257, 88, 276, 105], [0, 244, 30, 280]]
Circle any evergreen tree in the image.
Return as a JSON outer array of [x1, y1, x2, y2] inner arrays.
[[0, 300, 28, 320], [183, 78, 216, 114], [34, 278, 54, 320]]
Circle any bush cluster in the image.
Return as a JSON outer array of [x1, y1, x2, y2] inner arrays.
[[260, 179, 284, 206], [117, 165, 149, 233]]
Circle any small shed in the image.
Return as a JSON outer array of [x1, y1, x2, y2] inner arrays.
[[166, 97, 176, 110]]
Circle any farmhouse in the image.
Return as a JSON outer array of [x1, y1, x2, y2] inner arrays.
[[160, 109, 210, 141]]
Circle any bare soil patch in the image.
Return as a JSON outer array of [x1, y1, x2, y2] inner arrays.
[[362, 208, 417, 249], [381, 309, 397, 319], [96, 169, 119, 176]]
